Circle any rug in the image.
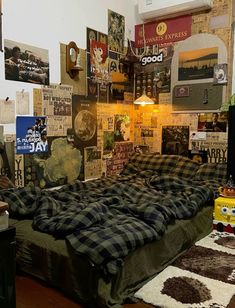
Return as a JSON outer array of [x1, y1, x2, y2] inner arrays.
[[134, 231, 235, 308]]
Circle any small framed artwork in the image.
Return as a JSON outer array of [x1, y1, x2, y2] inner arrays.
[[174, 85, 190, 97], [213, 63, 227, 84], [188, 150, 208, 164]]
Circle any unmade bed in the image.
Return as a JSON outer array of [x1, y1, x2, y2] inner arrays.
[[4, 154, 227, 307]]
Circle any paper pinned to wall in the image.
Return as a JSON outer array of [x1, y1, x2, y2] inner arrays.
[[0, 99, 15, 123], [190, 131, 207, 140], [16, 91, 30, 115]]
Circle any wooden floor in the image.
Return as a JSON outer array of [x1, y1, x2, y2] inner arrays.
[[16, 273, 235, 308], [16, 274, 154, 308]]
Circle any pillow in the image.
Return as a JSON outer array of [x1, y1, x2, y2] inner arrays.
[[216, 163, 227, 182], [121, 162, 139, 175], [194, 163, 218, 181], [174, 156, 200, 178], [128, 153, 179, 174]]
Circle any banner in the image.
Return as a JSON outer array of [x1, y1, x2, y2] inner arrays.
[[135, 15, 192, 48]]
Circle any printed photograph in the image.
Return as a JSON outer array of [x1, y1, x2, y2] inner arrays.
[[198, 112, 227, 132], [178, 47, 218, 81], [213, 63, 227, 84], [4, 39, 49, 84]]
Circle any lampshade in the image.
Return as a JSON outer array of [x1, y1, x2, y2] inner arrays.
[[134, 89, 155, 105]]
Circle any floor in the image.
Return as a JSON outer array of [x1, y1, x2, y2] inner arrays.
[[16, 274, 235, 308], [16, 274, 154, 308]]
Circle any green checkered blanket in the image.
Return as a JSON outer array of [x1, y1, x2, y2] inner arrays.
[[0, 174, 221, 276]]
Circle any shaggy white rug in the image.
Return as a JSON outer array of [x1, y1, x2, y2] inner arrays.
[[135, 231, 235, 308]]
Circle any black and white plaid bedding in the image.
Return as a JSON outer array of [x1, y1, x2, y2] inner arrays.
[[0, 172, 222, 276]]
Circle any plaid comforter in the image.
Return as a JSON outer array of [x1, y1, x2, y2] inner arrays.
[[0, 173, 220, 276]]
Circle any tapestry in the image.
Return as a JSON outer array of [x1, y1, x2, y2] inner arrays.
[[135, 231, 235, 308]]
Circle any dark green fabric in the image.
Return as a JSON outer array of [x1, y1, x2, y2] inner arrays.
[[10, 205, 213, 307]]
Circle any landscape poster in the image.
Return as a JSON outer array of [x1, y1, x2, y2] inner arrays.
[[178, 47, 218, 81]]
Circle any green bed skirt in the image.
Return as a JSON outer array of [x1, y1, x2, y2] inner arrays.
[[10, 205, 213, 307]]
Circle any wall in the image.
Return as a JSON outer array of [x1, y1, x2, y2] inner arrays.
[[0, 0, 234, 187], [0, 0, 137, 133], [131, 0, 233, 161]]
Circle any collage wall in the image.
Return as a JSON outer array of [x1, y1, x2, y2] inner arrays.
[[0, 0, 233, 188]]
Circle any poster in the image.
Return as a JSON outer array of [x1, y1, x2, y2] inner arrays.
[[162, 126, 189, 155], [4, 39, 49, 85], [108, 10, 125, 54], [41, 84, 73, 136], [86, 28, 108, 52], [24, 137, 82, 188], [178, 47, 218, 81], [84, 146, 102, 180], [103, 131, 115, 157], [114, 115, 131, 142], [72, 95, 97, 150], [90, 40, 109, 85], [15, 154, 24, 187], [198, 112, 227, 132], [190, 132, 227, 163], [106, 142, 133, 176], [16, 116, 48, 154], [135, 15, 192, 48]]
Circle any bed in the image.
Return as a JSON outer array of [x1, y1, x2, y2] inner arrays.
[[4, 154, 227, 307]]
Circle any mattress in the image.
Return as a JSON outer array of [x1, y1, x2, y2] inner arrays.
[[10, 205, 213, 307]]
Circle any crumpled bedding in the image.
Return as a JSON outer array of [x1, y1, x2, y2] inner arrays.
[[0, 173, 220, 276]]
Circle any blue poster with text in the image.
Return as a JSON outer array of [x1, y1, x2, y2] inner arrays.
[[16, 116, 48, 154]]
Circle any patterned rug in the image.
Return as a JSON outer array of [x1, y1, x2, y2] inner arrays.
[[135, 231, 235, 308]]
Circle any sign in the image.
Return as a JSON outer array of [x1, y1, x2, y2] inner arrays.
[[135, 15, 192, 48], [141, 52, 163, 66]]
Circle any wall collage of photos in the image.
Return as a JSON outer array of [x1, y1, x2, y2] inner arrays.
[[0, 0, 233, 188]]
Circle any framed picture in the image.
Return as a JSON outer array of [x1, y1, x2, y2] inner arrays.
[[188, 150, 208, 164], [213, 63, 227, 84]]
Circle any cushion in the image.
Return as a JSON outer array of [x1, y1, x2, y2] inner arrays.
[[127, 153, 179, 174], [173, 156, 200, 178], [216, 163, 227, 182], [194, 163, 217, 181]]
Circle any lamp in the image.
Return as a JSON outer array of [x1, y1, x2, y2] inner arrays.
[[134, 88, 155, 105]]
